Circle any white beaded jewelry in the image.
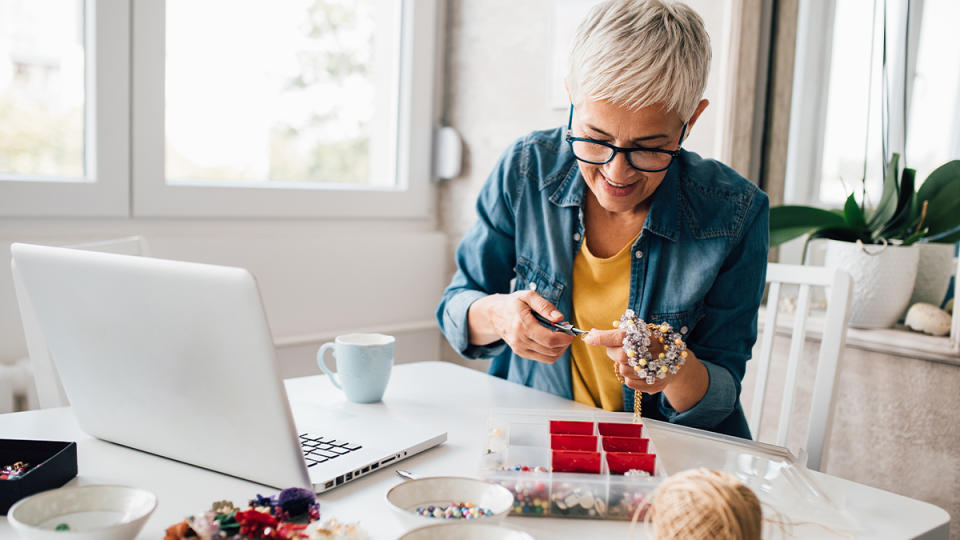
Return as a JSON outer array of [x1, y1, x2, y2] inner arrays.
[[614, 309, 689, 422]]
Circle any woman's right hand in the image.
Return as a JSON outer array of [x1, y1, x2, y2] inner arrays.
[[467, 291, 574, 363]]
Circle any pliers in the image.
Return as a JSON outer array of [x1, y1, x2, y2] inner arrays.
[[531, 311, 589, 336]]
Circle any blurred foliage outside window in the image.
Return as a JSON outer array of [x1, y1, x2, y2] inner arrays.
[[165, 0, 382, 186], [0, 0, 85, 180]]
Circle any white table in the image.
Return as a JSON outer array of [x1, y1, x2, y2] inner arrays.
[[0, 362, 950, 539]]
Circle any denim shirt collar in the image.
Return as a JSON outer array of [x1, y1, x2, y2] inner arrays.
[[546, 149, 684, 242]]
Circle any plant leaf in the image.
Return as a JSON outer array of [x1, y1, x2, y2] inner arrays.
[[876, 167, 916, 241], [770, 227, 818, 247], [901, 228, 926, 246], [867, 153, 900, 229], [916, 160, 960, 202], [923, 223, 960, 244], [842, 193, 867, 231], [808, 227, 865, 243], [922, 179, 960, 237], [769, 206, 847, 246], [894, 167, 915, 217]]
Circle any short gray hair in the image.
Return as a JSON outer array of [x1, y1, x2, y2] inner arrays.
[[566, 0, 711, 121]]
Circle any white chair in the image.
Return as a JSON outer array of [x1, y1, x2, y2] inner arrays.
[[11, 236, 150, 409], [747, 262, 852, 471]]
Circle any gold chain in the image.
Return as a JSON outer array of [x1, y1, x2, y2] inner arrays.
[[614, 363, 642, 423], [634, 389, 642, 422]]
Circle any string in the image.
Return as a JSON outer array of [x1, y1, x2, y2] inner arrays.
[[627, 468, 855, 540]]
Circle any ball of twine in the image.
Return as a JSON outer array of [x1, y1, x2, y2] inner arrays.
[[639, 468, 762, 540]]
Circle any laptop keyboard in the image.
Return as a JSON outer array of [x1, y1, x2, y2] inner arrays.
[[299, 433, 363, 467]]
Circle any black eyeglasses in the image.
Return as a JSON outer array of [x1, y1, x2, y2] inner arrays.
[[564, 104, 687, 172]]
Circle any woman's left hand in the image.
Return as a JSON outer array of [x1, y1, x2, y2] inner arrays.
[[582, 328, 682, 394]]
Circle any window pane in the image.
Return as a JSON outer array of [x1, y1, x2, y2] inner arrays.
[[0, 0, 85, 179], [819, 0, 960, 205], [819, 0, 881, 206], [905, 0, 960, 184], [165, 0, 399, 187]]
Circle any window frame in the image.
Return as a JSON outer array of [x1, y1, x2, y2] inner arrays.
[[0, 0, 130, 217]]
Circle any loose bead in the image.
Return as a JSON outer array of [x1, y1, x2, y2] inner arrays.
[[416, 502, 494, 520]]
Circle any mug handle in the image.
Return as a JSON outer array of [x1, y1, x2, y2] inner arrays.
[[317, 342, 342, 389]]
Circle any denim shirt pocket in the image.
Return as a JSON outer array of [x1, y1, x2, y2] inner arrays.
[[514, 257, 565, 306], [648, 303, 706, 337]]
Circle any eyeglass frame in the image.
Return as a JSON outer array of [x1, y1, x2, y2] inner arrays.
[[564, 104, 688, 173]]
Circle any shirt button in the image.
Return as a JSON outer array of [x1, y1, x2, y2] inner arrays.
[[573, 232, 581, 242], [528, 282, 537, 291], [680, 326, 688, 334], [635, 250, 643, 259]]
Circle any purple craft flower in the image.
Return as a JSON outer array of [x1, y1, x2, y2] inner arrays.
[[277, 487, 318, 519]]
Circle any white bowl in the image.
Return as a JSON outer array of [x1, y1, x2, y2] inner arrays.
[[8, 485, 157, 540], [386, 476, 514, 530], [399, 522, 534, 540]]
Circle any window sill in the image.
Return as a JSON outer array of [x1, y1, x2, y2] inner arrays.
[[757, 306, 960, 367]]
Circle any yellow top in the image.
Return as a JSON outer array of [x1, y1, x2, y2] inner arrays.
[[570, 234, 637, 411]]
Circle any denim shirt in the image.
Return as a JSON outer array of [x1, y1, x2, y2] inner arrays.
[[436, 127, 769, 439]]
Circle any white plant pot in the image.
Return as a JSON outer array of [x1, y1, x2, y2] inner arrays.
[[822, 239, 919, 328], [908, 243, 956, 308]]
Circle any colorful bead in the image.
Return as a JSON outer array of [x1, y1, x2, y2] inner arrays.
[[550, 483, 606, 517], [507, 481, 549, 516], [415, 502, 494, 520], [0, 461, 31, 480]]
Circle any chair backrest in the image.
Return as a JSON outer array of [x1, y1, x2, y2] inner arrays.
[[11, 236, 150, 409], [748, 262, 852, 471]]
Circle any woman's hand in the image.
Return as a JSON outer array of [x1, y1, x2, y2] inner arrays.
[[583, 328, 708, 412], [583, 329, 680, 393], [467, 291, 574, 364]]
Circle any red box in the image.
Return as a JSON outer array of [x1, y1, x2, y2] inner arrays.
[[601, 436, 649, 453], [550, 434, 598, 451], [552, 450, 602, 474], [598, 422, 643, 437], [549, 420, 594, 436], [605, 452, 656, 475]]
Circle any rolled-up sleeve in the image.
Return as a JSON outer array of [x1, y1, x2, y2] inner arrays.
[[658, 190, 769, 432], [436, 139, 523, 360]]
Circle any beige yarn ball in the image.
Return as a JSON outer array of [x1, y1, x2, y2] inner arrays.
[[643, 468, 762, 540]]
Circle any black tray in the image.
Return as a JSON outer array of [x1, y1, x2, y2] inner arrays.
[[0, 439, 78, 515]]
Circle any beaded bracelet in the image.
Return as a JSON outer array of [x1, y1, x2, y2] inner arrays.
[[614, 310, 689, 422]]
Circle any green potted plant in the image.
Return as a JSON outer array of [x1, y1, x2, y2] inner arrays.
[[770, 156, 960, 328]]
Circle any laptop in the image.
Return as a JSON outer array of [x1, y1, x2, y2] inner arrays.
[[10, 243, 446, 492]]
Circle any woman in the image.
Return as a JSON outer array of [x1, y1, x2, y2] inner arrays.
[[436, 0, 768, 438]]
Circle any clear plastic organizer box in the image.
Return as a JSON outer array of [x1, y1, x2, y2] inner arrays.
[[481, 408, 666, 521], [482, 408, 856, 530]]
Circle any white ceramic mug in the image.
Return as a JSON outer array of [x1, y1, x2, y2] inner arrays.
[[317, 333, 394, 403]]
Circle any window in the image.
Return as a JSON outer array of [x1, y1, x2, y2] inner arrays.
[[163, 1, 397, 189], [0, 0, 129, 216], [786, 0, 960, 207], [0, 0, 440, 218], [0, 0, 84, 179]]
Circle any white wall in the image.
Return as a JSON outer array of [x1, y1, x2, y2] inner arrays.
[[1, 219, 447, 380]]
